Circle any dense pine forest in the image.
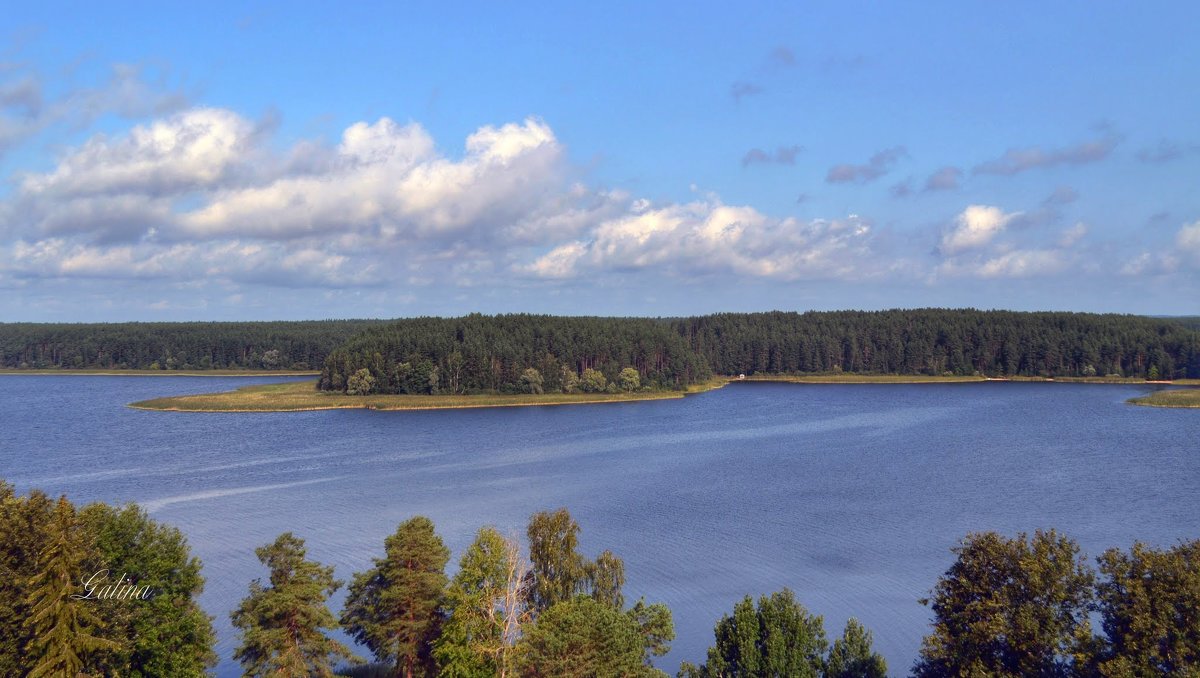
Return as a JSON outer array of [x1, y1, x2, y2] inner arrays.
[[0, 320, 384, 370], [317, 310, 1200, 395], [3, 310, 1198, 390]]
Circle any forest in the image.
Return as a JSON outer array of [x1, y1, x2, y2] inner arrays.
[[2, 483, 1197, 677], [317, 310, 1200, 395], [0, 320, 384, 370], [3, 310, 1198, 391]]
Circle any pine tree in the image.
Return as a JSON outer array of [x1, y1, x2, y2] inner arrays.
[[230, 532, 355, 677], [342, 516, 450, 678], [23, 496, 121, 678], [826, 618, 887, 678]]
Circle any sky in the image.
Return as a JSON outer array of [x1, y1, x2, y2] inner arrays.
[[1, 2, 1198, 321]]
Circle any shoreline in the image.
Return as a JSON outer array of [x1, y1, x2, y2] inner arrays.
[[128, 378, 730, 413], [121, 374, 1200, 413]]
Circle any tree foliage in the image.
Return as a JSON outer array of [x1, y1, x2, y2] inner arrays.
[[0, 320, 382, 370], [1093, 539, 1200, 675], [23, 496, 121, 678], [231, 532, 354, 677], [79, 502, 216, 677], [434, 527, 530, 678], [342, 516, 450, 678], [914, 529, 1095, 677], [515, 596, 669, 678], [0, 483, 214, 677], [682, 588, 828, 677], [826, 618, 887, 678]]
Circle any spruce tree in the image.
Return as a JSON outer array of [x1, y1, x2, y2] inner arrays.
[[231, 532, 354, 677], [23, 496, 120, 678]]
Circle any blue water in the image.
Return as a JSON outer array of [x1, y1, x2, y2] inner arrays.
[[1, 376, 1198, 675]]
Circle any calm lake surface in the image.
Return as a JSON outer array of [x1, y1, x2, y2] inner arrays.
[[2, 376, 1198, 675]]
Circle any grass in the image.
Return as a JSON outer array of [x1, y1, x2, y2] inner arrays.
[[0, 368, 320, 377], [1128, 388, 1200, 408], [128, 378, 730, 412]]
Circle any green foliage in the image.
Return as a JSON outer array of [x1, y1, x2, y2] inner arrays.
[[79, 502, 216, 677], [1094, 540, 1200, 675], [0, 319, 382, 370], [914, 529, 1095, 677], [0, 485, 215, 677], [520, 368, 544, 395], [685, 588, 828, 678], [560, 366, 579, 393], [515, 596, 668, 678], [627, 598, 675, 660], [579, 368, 607, 393], [342, 516, 450, 677], [0, 483, 53, 675], [677, 309, 1200, 378], [231, 532, 355, 677], [318, 314, 709, 395], [826, 618, 886, 678], [434, 526, 519, 677], [618, 366, 641, 391], [23, 496, 122, 678], [527, 509, 589, 612], [588, 550, 625, 609], [347, 368, 377, 395]]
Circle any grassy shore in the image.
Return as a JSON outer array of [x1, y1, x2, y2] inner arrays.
[[1128, 388, 1200, 408], [0, 368, 320, 377], [128, 378, 730, 412]]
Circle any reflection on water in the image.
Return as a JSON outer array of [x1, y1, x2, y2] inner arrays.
[[1, 376, 1198, 676]]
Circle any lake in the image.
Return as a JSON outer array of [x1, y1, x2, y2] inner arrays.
[[2, 376, 1198, 675]]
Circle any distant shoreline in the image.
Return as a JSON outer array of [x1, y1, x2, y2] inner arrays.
[[119, 374, 1200, 413], [0, 369, 320, 377]]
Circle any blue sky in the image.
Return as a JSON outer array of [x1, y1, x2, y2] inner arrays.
[[2, 2, 1198, 320]]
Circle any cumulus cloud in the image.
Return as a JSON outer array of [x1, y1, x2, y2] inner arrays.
[[939, 205, 1020, 254], [923, 166, 962, 192], [973, 134, 1119, 176], [521, 199, 886, 282], [826, 146, 906, 184], [0, 63, 187, 158], [741, 144, 802, 167]]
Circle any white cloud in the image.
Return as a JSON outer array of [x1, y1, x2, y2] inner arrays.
[[523, 200, 885, 281], [1058, 222, 1087, 248], [940, 205, 1020, 254], [1178, 220, 1200, 257]]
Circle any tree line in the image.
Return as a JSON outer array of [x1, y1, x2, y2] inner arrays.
[[319, 310, 1200, 395], [0, 320, 385, 371], [317, 314, 713, 395], [672, 309, 1200, 379], [3, 482, 1198, 676], [5, 310, 1198, 384]]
